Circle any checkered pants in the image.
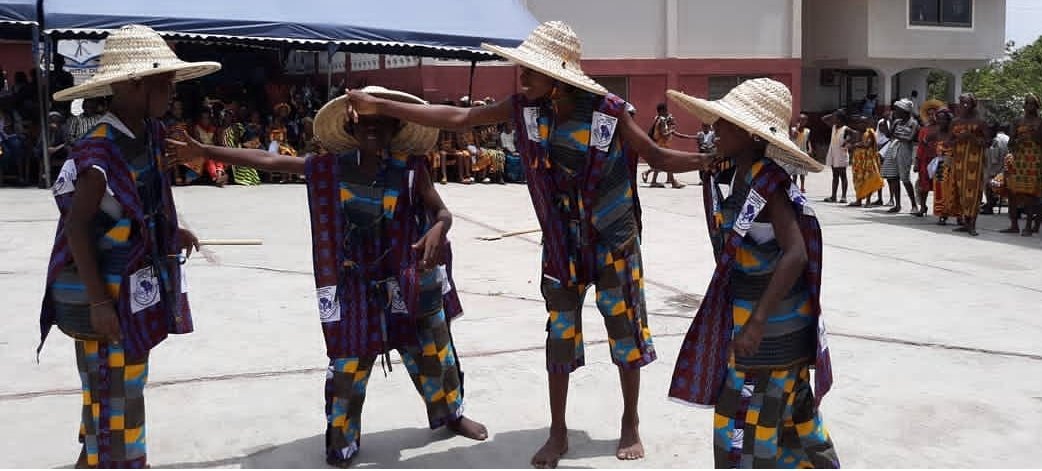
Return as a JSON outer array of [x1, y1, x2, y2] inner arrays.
[[75, 340, 149, 468], [713, 365, 840, 468], [541, 243, 656, 373], [325, 308, 464, 464]]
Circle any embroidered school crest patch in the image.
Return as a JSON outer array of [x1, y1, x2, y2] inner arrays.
[[316, 285, 340, 323], [129, 267, 160, 314], [734, 189, 767, 237], [523, 107, 541, 142], [590, 111, 618, 151]]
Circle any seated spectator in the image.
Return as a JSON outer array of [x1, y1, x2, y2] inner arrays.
[[500, 121, 525, 183]]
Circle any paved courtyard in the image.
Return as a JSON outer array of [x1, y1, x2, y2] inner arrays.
[[2, 168, 1041, 468]]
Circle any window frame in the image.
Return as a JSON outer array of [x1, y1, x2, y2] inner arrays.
[[908, 0, 974, 29]]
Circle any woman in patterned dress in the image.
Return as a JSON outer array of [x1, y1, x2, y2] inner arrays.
[[1002, 94, 1042, 236], [931, 109, 955, 225], [848, 116, 885, 207], [944, 94, 990, 236]]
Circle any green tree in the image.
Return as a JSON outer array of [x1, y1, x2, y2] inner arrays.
[[963, 38, 1042, 124]]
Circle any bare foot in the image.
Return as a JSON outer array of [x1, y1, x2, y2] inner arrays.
[[616, 420, 644, 461], [531, 427, 569, 469], [448, 416, 489, 441]]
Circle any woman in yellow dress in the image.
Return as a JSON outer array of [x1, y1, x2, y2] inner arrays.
[[1002, 94, 1042, 236], [849, 116, 885, 206], [944, 94, 990, 236]]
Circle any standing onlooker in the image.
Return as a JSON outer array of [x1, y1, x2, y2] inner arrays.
[[65, 98, 106, 144], [790, 113, 812, 192], [946, 93, 990, 236], [642, 103, 692, 189], [824, 109, 854, 203], [1002, 94, 1042, 235], [981, 123, 1009, 216], [880, 99, 919, 213]]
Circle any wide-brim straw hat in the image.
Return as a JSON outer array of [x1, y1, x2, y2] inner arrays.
[[314, 86, 438, 154], [481, 21, 608, 96], [920, 99, 946, 123], [53, 25, 220, 102], [667, 78, 825, 173]]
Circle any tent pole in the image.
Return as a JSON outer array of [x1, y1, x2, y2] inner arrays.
[[467, 59, 476, 104], [34, 25, 51, 188], [326, 43, 337, 101]]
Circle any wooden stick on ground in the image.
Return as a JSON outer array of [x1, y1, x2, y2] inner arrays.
[[198, 239, 264, 246], [476, 228, 541, 241]]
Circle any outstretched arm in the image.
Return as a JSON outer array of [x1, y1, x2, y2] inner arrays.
[[166, 133, 305, 174], [618, 111, 713, 173], [345, 91, 512, 130]]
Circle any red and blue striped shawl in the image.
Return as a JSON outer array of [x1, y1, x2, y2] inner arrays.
[[39, 120, 192, 358], [669, 158, 833, 406], [510, 92, 635, 286], [305, 151, 463, 359]]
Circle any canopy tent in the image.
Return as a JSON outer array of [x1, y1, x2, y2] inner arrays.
[[0, 0, 37, 40], [42, 0, 537, 60]]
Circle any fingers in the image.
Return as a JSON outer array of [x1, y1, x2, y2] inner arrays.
[[164, 138, 188, 147]]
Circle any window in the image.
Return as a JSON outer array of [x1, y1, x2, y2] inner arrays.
[[910, 0, 972, 28], [708, 75, 766, 100]]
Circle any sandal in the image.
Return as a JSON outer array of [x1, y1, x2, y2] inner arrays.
[[953, 226, 969, 233], [1022, 229, 1034, 237], [936, 219, 948, 226], [838, 198, 848, 204], [650, 182, 666, 188], [823, 197, 836, 203], [847, 201, 862, 207], [999, 227, 1020, 234], [887, 207, 901, 213]]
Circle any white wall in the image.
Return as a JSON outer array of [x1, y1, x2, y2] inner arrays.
[[867, 0, 1006, 60], [802, 0, 869, 62], [524, 0, 797, 59], [524, 0, 667, 59], [674, 0, 797, 58]]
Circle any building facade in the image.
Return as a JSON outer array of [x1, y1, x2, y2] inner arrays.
[[353, 0, 1005, 137]]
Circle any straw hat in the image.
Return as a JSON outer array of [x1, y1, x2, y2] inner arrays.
[[482, 21, 608, 96], [314, 86, 438, 154], [53, 25, 220, 102], [920, 99, 946, 123], [667, 78, 824, 173]]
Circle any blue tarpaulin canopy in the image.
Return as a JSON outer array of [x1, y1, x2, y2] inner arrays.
[[0, 0, 34, 24], [41, 0, 537, 59]]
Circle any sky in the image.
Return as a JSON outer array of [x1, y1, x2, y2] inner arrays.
[[1006, 0, 1042, 48]]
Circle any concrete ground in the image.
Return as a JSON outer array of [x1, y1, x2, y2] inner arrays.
[[2, 167, 1041, 468]]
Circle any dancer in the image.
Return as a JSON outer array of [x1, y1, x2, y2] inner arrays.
[[667, 78, 840, 469], [168, 86, 488, 467], [343, 21, 712, 467], [40, 25, 218, 468]]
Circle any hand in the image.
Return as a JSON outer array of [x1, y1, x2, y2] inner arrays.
[[177, 227, 200, 259], [164, 131, 205, 169], [343, 90, 382, 123], [89, 301, 122, 342], [411, 223, 445, 271], [731, 319, 765, 358]]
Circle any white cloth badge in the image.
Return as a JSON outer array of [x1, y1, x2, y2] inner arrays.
[[180, 265, 189, 294], [267, 140, 280, 154], [590, 111, 618, 152], [129, 266, 161, 314], [386, 279, 408, 315], [523, 107, 541, 142], [316, 285, 340, 323], [436, 265, 452, 295], [734, 189, 767, 237], [817, 317, 829, 352], [786, 182, 815, 216], [53, 159, 78, 196]]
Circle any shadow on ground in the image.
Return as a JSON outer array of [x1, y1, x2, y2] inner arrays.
[[158, 427, 613, 469]]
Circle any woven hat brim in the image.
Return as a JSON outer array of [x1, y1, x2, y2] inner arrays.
[[920, 99, 946, 123], [53, 61, 221, 101], [314, 91, 438, 155], [481, 43, 608, 96], [667, 89, 825, 174]]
